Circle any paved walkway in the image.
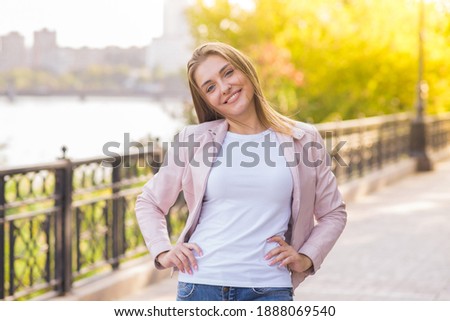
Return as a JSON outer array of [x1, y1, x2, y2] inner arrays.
[[122, 160, 450, 301]]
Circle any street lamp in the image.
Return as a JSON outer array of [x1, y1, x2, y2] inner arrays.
[[410, 0, 432, 171], [416, 0, 426, 121]]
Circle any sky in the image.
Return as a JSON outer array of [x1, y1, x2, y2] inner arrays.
[[0, 0, 165, 48]]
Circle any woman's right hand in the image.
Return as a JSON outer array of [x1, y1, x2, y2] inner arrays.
[[156, 243, 203, 275]]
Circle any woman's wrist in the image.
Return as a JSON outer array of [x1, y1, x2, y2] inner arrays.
[[155, 251, 168, 269], [299, 253, 313, 272]]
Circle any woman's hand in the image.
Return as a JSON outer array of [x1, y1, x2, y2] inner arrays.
[[156, 243, 203, 275], [265, 236, 313, 273]]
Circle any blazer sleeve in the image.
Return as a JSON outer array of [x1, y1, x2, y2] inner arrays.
[[298, 127, 347, 274], [135, 128, 187, 267]]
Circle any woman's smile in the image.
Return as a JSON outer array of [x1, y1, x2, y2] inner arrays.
[[224, 89, 242, 104]]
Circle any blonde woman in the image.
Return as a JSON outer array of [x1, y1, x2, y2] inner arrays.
[[136, 42, 347, 301]]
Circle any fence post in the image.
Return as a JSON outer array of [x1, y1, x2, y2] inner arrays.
[[112, 156, 122, 269], [333, 125, 344, 182], [357, 120, 365, 177], [55, 150, 73, 295], [0, 174, 5, 300]]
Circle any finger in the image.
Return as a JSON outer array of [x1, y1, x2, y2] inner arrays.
[[265, 246, 284, 260], [175, 251, 192, 274], [279, 255, 295, 268], [265, 241, 292, 260], [169, 255, 184, 273], [269, 251, 291, 266], [267, 235, 288, 246], [185, 243, 203, 256], [180, 246, 198, 272]]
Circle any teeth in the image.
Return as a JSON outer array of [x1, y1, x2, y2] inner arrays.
[[227, 91, 239, 104]]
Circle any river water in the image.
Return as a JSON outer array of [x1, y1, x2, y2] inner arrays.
[[0, 96, 186, 167]]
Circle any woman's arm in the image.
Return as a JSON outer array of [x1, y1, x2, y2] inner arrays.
[[135, 128, 187, 267], [298, 128, 347, 274]]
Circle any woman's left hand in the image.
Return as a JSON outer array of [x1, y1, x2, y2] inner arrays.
[[265, 236, 313, 273]]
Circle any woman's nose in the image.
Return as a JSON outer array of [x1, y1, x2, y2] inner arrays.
[[222, 84, 232, 95]]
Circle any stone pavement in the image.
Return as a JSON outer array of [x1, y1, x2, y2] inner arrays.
[[122, 160, 450, 301]]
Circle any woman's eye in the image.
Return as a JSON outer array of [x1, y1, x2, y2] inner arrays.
[[225, 69, 234, 77], [206, 84, 215, 93]]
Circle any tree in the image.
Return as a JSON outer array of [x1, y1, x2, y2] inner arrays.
[[186, 0, 450, 122]]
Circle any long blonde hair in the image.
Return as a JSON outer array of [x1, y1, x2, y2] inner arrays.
[[187, 42, 295, 137]]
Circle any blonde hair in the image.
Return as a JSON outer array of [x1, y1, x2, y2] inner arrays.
[[187, 42, 295, 137]]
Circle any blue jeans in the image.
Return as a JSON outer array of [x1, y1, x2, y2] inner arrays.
[[176, 282, 293, 301]]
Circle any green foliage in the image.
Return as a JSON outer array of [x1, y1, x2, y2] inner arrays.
[[186, 0, 450, 122]]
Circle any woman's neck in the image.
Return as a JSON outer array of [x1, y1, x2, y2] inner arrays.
[[227, 118, 267, 135]]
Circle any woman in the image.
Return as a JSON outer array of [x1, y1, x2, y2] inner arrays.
[[135, 42, 347, 301]]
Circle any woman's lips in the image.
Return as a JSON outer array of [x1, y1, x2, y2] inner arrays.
[[225, 89, 241, 104]]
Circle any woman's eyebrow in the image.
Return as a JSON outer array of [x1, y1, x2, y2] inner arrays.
[[201, 63, 230, 88]]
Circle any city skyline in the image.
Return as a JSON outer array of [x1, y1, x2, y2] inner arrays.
[[0, 28, 150, 50], [0, 0, 194, 93], [0, 0, 165, 48]]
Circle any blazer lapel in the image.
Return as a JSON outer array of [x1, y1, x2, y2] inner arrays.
[[189, 120, 229, 198], [275, 131, 301, 226], [181, 120, 229, 240]]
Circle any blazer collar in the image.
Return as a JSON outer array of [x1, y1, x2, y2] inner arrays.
[[206, 119, 229, 144], [202, 119, 306, 142], [291, 126, 305, 140]]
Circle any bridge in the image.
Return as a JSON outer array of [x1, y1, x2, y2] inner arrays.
[[1, 112, 450, 301]]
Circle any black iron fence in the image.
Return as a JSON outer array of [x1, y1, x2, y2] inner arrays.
[[0, 149, 188, 300], [316, 112, 450, 183], [316, 113, 411, 183], [426, 113, 450, 153], [1, 112, 450, 300]]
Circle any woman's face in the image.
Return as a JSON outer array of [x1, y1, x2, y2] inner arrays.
[[194, 54, 256, 121]]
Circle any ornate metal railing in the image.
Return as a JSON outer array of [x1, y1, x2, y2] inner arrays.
[[1, 112, 450, 300], [316, 112, 450, 183], [426, 113, 450, 154], [316, 113, 412, 183], [0, 148, 188, 300]]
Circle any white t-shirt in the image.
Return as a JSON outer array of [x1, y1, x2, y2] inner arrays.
[[178, 129, 293, 287]]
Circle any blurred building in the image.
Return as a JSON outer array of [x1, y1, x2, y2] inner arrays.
[[0, 26, 153, 93], [103, 46, 147, 68], [0, 32, 27, 72], [57, 46, 147, 72], [32, 28, 59, 72], [147, 0, 193, 77], [58, 47, 103, 71]]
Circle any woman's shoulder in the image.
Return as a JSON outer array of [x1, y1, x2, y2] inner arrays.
[[290, 120, 320, 140], [180, 119, 227, 137]]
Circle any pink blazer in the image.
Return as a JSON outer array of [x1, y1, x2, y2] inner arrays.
[[135, 119, 347, 290]]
